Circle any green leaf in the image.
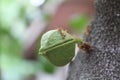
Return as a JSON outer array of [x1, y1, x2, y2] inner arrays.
[[69, 15, 89, 32]]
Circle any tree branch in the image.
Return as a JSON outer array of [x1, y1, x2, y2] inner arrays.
[[67, 0, 120, 80]]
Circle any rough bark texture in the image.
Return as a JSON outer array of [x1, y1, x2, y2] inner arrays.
[[67, 0, 120, 80]]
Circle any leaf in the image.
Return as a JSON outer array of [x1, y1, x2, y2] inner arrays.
[[69, 15, 89, 32]]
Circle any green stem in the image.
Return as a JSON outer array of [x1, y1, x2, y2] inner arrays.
[[74, 38, 84, 45]]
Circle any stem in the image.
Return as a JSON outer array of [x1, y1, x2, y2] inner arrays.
[[74, 38, 91, 52], [74, 38, 83, 44]]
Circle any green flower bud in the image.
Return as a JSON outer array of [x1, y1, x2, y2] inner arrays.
[[39, 29, 77, 66]]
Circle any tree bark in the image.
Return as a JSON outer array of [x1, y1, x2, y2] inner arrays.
[[67, 0, 120, 80]]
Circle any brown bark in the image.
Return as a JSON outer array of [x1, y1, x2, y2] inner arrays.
[[67, 0, 120, 80]]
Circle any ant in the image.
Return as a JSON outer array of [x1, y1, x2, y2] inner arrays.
[[58, 28, 67, 39], [78, 42, 92, 52]]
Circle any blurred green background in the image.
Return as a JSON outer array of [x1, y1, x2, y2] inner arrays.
[[1, 0, 55, 80], [0, 0, 93, 80]]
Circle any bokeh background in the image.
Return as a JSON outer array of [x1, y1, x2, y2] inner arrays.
[[0, 0, 94, 80]]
